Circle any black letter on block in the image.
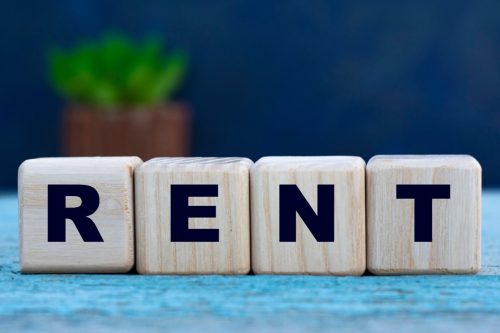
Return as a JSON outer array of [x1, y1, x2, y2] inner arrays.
[[279, 185, 335, 242], [47, 184, 103, 242], [396, 184, 451, 242], [171, 184, 219, 242]]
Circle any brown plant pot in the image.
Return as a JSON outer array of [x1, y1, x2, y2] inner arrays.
[[62, 103, 191, 160]]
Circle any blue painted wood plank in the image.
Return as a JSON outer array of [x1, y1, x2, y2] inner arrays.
[[1, 191, 500, 332]]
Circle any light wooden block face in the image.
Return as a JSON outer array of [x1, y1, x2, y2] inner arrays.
[[19, 157, 142, 273], [367, 155, 481, 275], [135, 157, 252, 274], [251, 157, 366, 275]]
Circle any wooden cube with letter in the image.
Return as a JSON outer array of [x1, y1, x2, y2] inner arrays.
[[135, 157, 252, 274], [19, 156, 142, 273], [366, 155, 481, 275], [250, 156, 366, 275]]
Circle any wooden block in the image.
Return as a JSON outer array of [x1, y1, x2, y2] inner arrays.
[[135, 157, 252, 274], [251, 156, 366, 275], [19, 156, 142, 273], [367, 155, 481, 275]]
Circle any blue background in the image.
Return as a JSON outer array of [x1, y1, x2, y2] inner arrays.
[[1, 0, 499, 187]]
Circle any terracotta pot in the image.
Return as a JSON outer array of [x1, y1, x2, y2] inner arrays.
[[62, 104, 191, 160]]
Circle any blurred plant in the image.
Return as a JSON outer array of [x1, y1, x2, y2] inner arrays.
[[48, 33, 188, 109]]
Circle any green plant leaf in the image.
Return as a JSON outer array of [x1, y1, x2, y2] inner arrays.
[[47, 33, 188, 109]]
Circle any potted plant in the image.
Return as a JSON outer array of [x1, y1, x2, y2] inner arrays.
[[48, 34, 190, 159]]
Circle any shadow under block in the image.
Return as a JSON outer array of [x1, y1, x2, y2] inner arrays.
[[19, 156, 142, 273], [251, 156, 366, 275], [366, 155, 481, 275], [135, 157, 252, 274]]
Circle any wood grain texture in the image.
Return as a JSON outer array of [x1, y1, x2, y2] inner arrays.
[[18, 156, 142, 273], [367, 155, 481, 275], [135, 157, 252, 274], [251, 156, 366, 275], [63, 104, 191, 159], [3, 192, 500, 332]]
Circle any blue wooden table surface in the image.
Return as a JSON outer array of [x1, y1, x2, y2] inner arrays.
[[1, 191, 499, 332]]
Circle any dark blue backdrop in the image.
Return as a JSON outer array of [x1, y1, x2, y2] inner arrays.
[[1, 0, 499, 187]]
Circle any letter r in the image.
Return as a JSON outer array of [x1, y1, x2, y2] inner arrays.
[[47, 184, 103, 242]]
